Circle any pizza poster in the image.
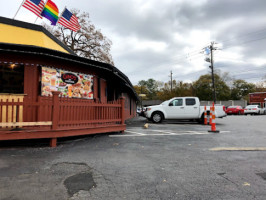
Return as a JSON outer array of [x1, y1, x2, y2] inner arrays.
[[41, 67, 93, 99]]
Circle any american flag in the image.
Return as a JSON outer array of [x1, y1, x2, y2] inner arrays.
[[58, 8, 81, 32], [22, 0, 45, 18]]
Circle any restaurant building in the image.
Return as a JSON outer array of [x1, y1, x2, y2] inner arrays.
[[0, 17, 138, 147], [249, 92, 266, 108]]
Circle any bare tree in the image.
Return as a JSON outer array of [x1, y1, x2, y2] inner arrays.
[[45, 9, 114, 65]]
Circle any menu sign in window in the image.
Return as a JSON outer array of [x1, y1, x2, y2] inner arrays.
[[41, 67, 93, 99]]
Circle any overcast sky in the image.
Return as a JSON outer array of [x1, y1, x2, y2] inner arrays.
[[1, 0, 266, 85]]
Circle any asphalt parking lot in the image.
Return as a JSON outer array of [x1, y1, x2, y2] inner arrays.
[[0, 115, 266, 200]]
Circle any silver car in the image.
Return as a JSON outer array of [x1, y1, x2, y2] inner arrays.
[[244, 105, 263, 115]]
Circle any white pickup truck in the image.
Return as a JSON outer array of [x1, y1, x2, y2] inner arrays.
[[144, 97, 226, 123]]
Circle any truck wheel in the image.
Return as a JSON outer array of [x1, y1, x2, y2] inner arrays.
[[151, 112, 163, 123]]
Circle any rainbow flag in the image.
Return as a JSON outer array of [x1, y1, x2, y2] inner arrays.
[[41, 0, 59, 25]]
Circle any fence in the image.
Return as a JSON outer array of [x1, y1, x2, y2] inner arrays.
[[200, 100, 247, 108], [0, 92, 125, 130], [142, 99, 248, 108]]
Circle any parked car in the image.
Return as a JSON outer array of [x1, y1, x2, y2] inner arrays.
[[225, 106, 244, 115], [244, 105, 263, 115], [144, 97, 226, 123], [137, 107, 147, 117], [137, 108, 142, 115]]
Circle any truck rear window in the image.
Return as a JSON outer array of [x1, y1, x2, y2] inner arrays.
[[186, 98, 196, 106]]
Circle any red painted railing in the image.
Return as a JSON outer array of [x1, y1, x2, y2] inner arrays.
[[0, 92, 125, 130], [57, 95, 123, 129]]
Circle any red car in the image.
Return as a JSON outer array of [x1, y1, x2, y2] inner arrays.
[[225, 106, 244, 115]]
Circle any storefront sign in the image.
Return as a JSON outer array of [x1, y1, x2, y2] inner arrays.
[[61, 73, 79, 84], [250, 93, 266, 102], [41, 67, 93, 99]]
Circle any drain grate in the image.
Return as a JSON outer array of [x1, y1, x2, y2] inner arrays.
[[64, 172, 96, 196], [256, 172, 266, 181]]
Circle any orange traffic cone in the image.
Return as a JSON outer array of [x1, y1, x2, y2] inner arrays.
[[209, 105, 213, 125], [208, 103, 219, 133], [204, 106, 208, 125]]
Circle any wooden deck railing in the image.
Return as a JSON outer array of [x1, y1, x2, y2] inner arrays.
[[56, 94, 123, 129], [0, 92, 125, 130]]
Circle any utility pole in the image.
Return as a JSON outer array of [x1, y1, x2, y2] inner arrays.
[[205, 42, 217, 104], [210, 42, 217, 104], [170, 70, 173, 93]]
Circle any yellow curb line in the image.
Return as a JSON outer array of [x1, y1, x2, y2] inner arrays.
[[209, 147, 266, 151]]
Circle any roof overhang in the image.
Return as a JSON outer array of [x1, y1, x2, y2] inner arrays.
[[0, 16, 75, 55], [0, 42, 139, 101]]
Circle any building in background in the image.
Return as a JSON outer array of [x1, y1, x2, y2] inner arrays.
[[249, 92, 266, 108]]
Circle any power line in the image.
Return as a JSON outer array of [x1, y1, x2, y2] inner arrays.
[[223, 35, 266, 50], [163, 26, 266, 67], [127, 25, 266, 82], [218, 26, 266, 45], [139, 31, 266, 73]]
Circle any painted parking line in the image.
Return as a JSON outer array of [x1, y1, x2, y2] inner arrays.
[[149, 130, 179, 135], [150, 130, 209, 135], [109, 129, 229, 137], [186, 131, 209, 135], [149, 123, 203, 127], [110, 134, 177, 137], [149, 130, 232, 135], [128, 129, 210, 136], [220, 131, 231, 133], [125, 130, 145, 135], [209, 147, 266, 151]]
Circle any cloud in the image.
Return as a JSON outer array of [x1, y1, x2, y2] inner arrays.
[[1, 0, 266, 85]]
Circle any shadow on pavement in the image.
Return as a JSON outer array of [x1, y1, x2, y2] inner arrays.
[[126, 116, 205, 126]]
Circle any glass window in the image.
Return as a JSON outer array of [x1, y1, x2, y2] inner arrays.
[[186, 98, 196, 106], [0, 63, 24, 94], [171, 99, 183, 106]]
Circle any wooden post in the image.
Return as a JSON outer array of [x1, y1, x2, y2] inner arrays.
[[120, 97, 125, 126], [52, 91, 60, 130], [51, 91, 61, 147], [50, 138, 57, 147], [37, 96, 42, 122]]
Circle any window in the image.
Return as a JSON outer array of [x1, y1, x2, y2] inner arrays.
[[171, 99, 183, 106], [0, 63, 24, 94], [186, 98, 196, 106]]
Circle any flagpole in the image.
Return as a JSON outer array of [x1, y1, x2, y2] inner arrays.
[[34, 17, 39, 24], [34, 0, 48, 24], [48, 5, 63, 33], [60, 7, 66, 19], [13, 0, 26, 19], [57, 6, 66, 25]]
